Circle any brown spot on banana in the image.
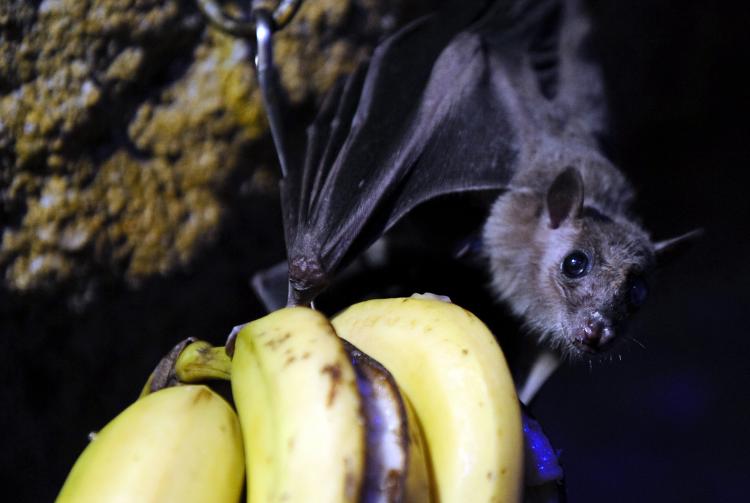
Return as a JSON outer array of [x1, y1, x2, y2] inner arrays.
[[385, 469, 403, 501], [321, 362, 343, 407], [190, 386, 213, 404], [264, 332, 292, 350]]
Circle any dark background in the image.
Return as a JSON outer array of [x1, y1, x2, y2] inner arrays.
[[534, 1, 750, 500], [2, 0, 749, 501]]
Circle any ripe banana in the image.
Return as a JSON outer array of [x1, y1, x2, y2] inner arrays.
[[59, 298, 524, 503], [332, 297, 524, 503], [175, 339, 232, 382], [231, 307, 367, 503], [345, 341, 433, 502], [56, 385, 244, 503], [151, 313, 435, 502]]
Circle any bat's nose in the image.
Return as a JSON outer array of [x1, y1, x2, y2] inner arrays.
[[576, 314, 614, 352]]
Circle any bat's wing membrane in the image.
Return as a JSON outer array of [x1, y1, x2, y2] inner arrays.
[[282, 3, 490, 301], [276, 0, 604, 305]]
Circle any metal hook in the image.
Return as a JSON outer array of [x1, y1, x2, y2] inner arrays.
[[254, 9, 291, 178], [196, 0, 303, 37], [195, 0, 298, 178]]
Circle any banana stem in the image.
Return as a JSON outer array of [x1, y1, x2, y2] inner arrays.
[[175, 341, 233, 382], [141, 338, 197, 396]]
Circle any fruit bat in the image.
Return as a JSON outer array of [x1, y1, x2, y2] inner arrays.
[[273, 0, 606, 305], [253, 0, 698, 360]]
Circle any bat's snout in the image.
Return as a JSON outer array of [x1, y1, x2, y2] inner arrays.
[[572, 313, 616, 353]]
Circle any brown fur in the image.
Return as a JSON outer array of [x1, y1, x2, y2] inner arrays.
[[483, 158, 656, 357]]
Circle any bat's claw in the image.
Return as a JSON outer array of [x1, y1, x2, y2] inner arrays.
[[410, 292, 452, 303]]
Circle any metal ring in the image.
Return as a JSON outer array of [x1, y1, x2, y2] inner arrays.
[[196, 0, 303, 37]]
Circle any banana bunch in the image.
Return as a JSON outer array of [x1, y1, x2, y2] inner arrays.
[[57, 297, 523, 502]]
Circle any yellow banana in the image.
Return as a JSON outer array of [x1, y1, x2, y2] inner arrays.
[[345, 341, 433, 502], [231, 307, 366, 503], [332, 297, 524, 503], [402, 393, 433, 502], [175, 339, 232, 382], [56, 385, 244, 503]]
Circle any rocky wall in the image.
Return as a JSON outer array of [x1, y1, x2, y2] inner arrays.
[[0, 0, 410, 306]]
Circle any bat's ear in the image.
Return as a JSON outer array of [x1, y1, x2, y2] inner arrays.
[[546, 167, 584, 229], [654, 228, 704, 267]]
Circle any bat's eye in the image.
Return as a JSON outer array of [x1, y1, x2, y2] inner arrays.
[[629, 276, 648, 308], [561, 251, 589, 278]]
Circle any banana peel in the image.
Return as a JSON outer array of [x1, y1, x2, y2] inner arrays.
[[58, 297, 531, 503], [231, 307, 366, 503], [56, 385, 244, 503], [333, 297, 524, 503]]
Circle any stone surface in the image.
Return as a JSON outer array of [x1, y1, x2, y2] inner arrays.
[[0, 0, 406, 304]]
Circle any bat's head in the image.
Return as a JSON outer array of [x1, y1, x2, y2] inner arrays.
[[484, 167, 698, 357]]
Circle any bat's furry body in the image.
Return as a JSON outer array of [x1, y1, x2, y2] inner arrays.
[[262, 0, 696, 360]]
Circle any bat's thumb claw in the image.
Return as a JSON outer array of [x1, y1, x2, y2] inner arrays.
[[410, 292, 453, 303]]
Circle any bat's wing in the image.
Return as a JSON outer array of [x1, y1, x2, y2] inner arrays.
[[278, 0, 606, 305]]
